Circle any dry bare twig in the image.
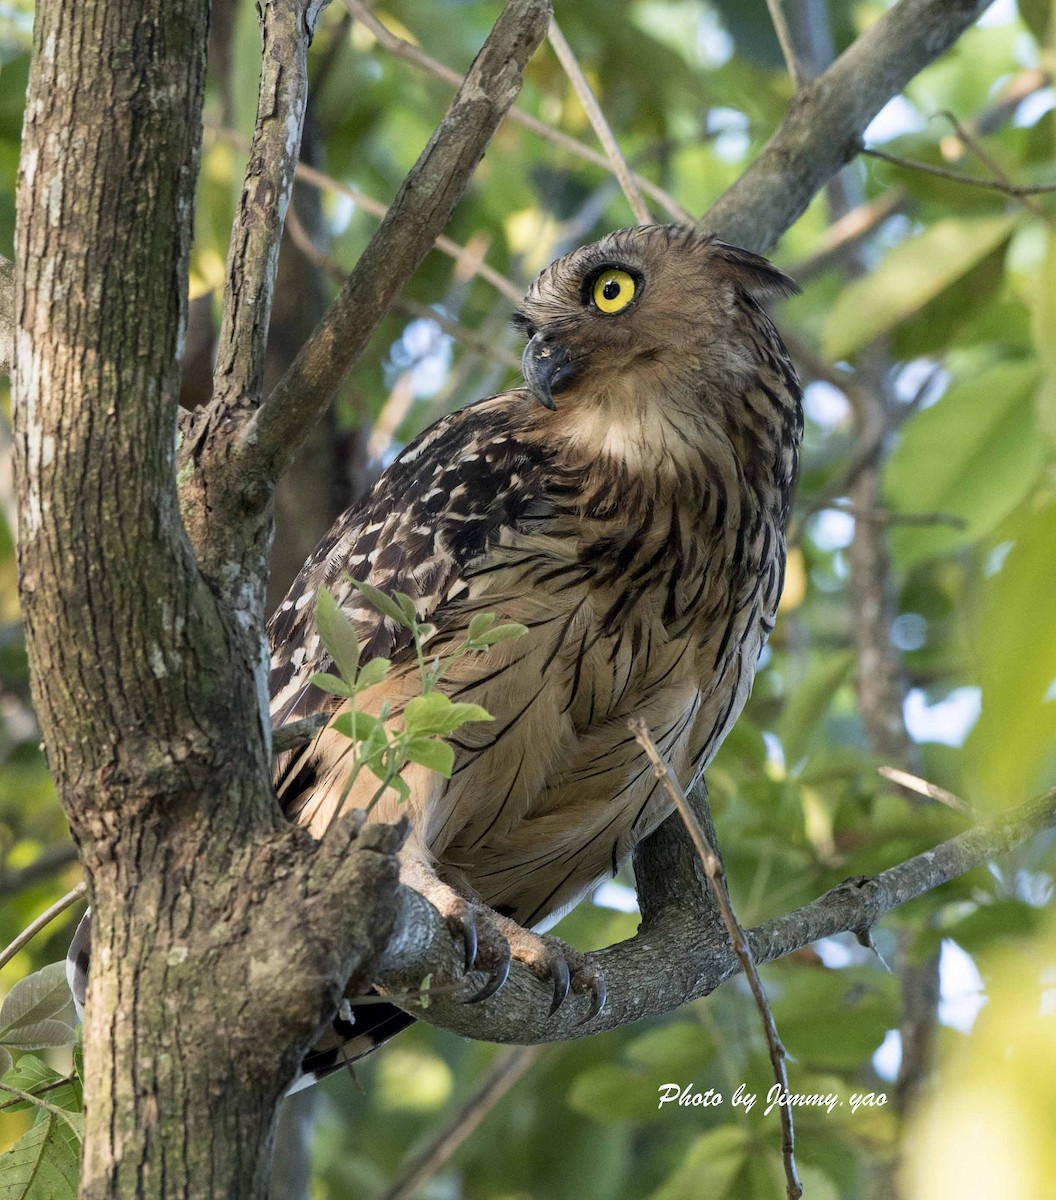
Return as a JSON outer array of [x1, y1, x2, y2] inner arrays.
[[340, 0, 691, 223], [765, 0, 802, 89], [376, 1046, 546, 1200], [863, 145, 1056, 198], [0, 882, 87, 972], [546, 19, 652, 224], [629, 719, 802, 1200]]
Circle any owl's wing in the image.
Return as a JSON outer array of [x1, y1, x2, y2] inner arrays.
[[268, 394, 548, 733]]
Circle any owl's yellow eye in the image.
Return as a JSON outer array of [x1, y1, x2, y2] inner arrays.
[[592, 269, 637, 314]]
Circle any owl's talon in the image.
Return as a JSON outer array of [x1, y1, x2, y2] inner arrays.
[[459, 912, 479, 972], [467, 951, 511, 1003], [581, 972, 607, 1023], [548, 955, 571, 1016]]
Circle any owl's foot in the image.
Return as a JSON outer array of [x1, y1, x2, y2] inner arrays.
[[492, 913, 607, 1022], [400, 858, 605, 1019]]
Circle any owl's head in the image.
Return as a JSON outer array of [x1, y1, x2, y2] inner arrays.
[[513, 225, 798, 410]]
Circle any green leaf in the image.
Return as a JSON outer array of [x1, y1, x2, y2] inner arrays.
[[0, 964, 75, 1045], [885, 361, 1045, 567], [0, 1048, 11, 1078], [466, 613, 496, 641], [403, 737, 455, 777], [965, 499, 1056, 806], [473, 622, 529, 646], [1, 1020, 76, 1052], [394, 592, 419, 625], [0, 1113, 80, 1200], [1029, 230, 1056, 447], [308, 672, 353, 697], [567, 1064, 669, 1122], [771, 969, 897, 1070], [331, 710, 384, 742], [649, 1127, 749, 1200], [823, 215, 1018, 359], [314, 588, 360, 684], [776, 652, 854, 767], [348, 579, 413, 628], [356, 657, 392, 690], [403, 693, 493, 736]]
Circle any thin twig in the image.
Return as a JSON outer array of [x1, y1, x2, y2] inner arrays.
[[341, 0, 691, 223], [546, 19, 651, 224], [376, 1046, 545, 1200], [828, 500, 966, 529], [0, 883, 87, 972], [878, 766, 975, 817], [0, 1075, 76, 1114], [628, 719, 802, 1200], [937, 109, 1056, 229], [205, 123, 525, 305], [0, 1081, 82, 1132], [0, 843, 79, 899], [272, 713, 328, 756], [284, 201, 522, 371], [863, 146, 1056, 197], [765, 0, 802, 88]]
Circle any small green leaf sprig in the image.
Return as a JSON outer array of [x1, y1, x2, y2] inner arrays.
[[310, 580, 527, 814]]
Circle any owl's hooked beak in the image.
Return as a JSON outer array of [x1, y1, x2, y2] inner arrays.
[[521, 333, 583, 411]]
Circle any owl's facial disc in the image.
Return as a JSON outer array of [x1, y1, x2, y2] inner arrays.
[[521, 333, 584, 411]]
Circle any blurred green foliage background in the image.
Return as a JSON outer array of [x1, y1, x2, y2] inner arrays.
[[0, 0, 1054, 1197]]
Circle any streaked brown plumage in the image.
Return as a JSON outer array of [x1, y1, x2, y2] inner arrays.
[[267, 225, 803, 1081]]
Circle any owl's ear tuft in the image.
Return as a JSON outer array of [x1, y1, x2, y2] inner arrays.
[[708, 240, 801, 299]]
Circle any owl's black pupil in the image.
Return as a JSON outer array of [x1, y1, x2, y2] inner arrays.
[[602, 280, 621, 301]]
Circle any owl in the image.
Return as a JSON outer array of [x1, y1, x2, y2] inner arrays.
[[267, 224, 803, 1080]]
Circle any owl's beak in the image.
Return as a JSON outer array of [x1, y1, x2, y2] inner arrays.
[[521, 333, 582, 411]]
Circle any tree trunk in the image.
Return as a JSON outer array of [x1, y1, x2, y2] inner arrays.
[[13, 3, 400, 1195]]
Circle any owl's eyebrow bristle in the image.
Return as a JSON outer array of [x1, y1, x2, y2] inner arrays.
[[511, 310, 535, 334]]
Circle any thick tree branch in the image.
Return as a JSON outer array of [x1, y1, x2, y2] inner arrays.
[[237, 0, 551, 492], [373, 788, 1056, 1044], [700, 0, 994, 252], [209, 0, 328, 416]]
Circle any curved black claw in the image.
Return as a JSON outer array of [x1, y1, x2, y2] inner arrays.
[[459, 912, 479, 972], [579, 973, 607, 1024], [468, 954, 511, 1004], [548, 956, 571, 1016]]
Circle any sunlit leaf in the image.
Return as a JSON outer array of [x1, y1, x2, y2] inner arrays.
[[356, 657, 391, 690], [964, 498, 1056, 806], [886, 361, 1045, 566], [402, 736, 454, 777], [0, 1113, 80, 1200], [823, 215, 1018, 359], [331, 710, 384, 742], [403, 693, 493, 736]]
